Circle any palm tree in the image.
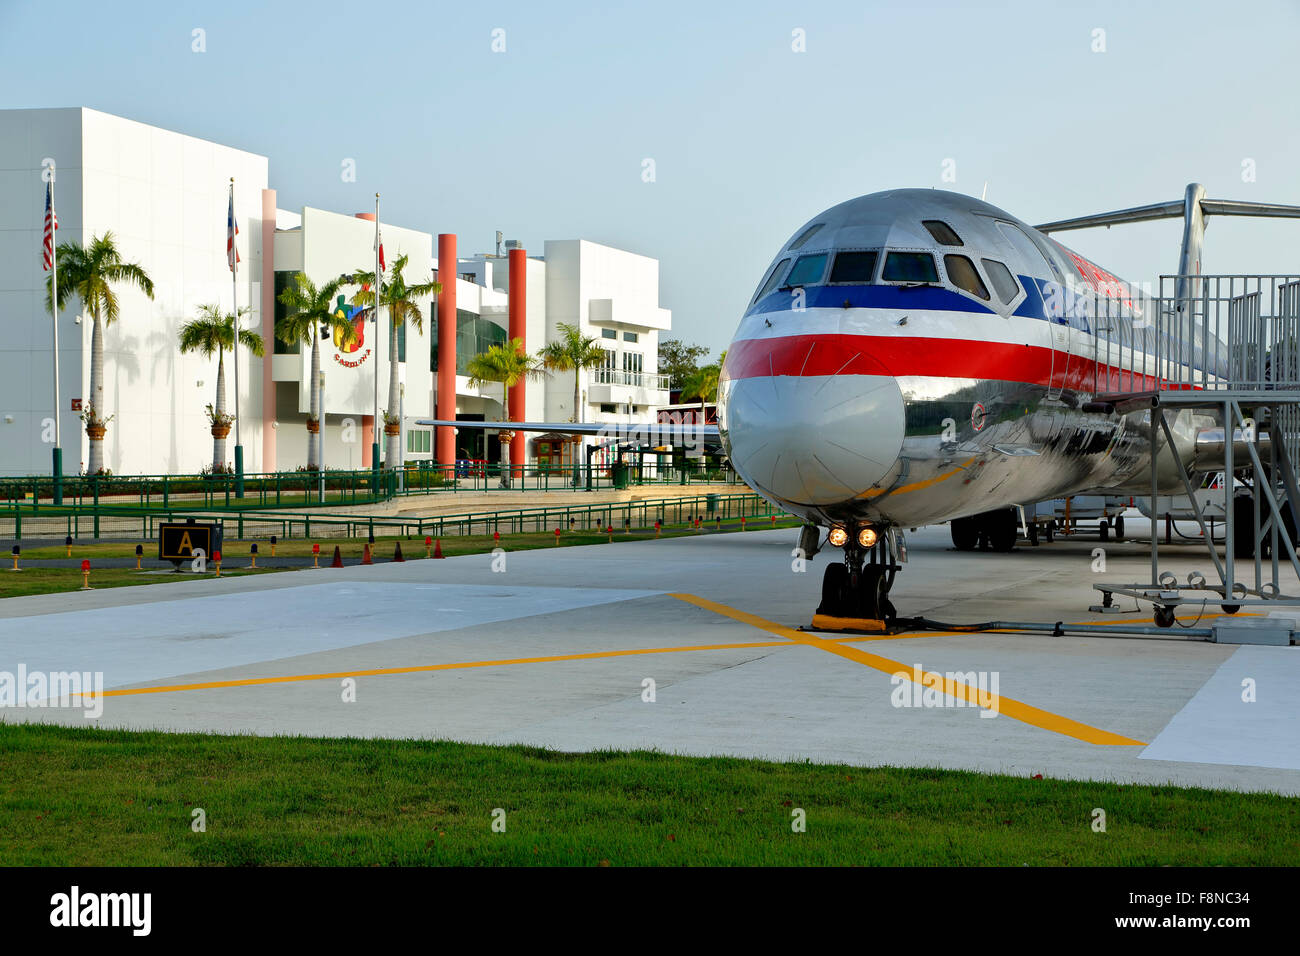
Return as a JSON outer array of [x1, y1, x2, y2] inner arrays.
[[345, 254, 440, 469], [465, 338, 545, 486], [276, 273, 356, 470], [538, 322, 608, 424], [47, 232, 154, 474], [178, 304, 264, 472], [680, 351, 726, 426]]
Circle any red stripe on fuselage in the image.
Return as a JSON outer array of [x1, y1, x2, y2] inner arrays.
[[722, 333, 1172, 394]]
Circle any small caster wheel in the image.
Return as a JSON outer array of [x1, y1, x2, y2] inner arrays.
[[1114, 515, 1125, 540], [1099, 519, 1109, 542], [1220, 604, 1240, 615], [1154, 606, 1175, 628]]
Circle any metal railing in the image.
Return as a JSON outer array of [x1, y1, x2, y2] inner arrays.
[[1082, 274, 1300, 395], [0, 491, 778, 543], [591, 368, 671, 390]]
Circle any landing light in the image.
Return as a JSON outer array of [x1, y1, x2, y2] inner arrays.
[[828, 526, 848, 548], [858, 527, 878, 549]]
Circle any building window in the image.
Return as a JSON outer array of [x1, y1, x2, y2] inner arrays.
[[623, 331, 638, 343], [623, 352, 643, 374], [600, 403, 617, 413], [455, 310, 506, 375], [407, 429, 431, 453], [600, 348, 617, 370], [601, 328, 617, 339], [273, 272, 297, 354]]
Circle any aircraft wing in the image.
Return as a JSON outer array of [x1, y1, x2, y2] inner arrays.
[[414, 418, 723, 448]]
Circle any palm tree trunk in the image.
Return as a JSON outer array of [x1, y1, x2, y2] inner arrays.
[[500, 381, 511, 488], [87, 306, 105, 474], [214, 350, 227, 471], [386, 318, 401, 469], [308, 328, 321, 470]]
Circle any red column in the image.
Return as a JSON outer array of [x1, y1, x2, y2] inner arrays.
[[508, 247, 527, 467], [361, 416, 374, 468], [436, 233, 457, 465]]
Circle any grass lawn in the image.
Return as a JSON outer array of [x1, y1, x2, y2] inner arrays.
[[3, 519, 804, 599], [0, 724, 1293, 866]]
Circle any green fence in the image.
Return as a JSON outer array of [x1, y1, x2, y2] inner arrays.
[[0, 461, 739, 512], [0, 492, 782, 543]]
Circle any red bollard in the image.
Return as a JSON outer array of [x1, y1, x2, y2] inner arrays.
[[312, 543, 321, 568], [425, 535, 432, 559], [330, 545, 344, 568], [433, 538, 444, 559]]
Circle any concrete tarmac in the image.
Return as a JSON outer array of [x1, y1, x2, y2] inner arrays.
[[2, 519, 1298, 794]]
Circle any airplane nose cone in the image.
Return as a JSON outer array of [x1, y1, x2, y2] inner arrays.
[[723, 370, 905, 506]]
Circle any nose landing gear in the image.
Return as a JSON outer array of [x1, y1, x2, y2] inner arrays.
[[813, 537, 899, 632]]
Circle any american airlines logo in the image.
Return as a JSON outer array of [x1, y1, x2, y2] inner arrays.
[[49, 886, 151, 936]]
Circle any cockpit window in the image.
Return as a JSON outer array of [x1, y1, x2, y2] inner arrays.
[[943, 255, 990, 300], [829, 251, 878, 284], [981, 258, 1021, 304], [752, 258, 790, 302], [783, 253, 828, 288], [882, 252, 939, 283], [787, 223, 824, 251], [923, 220, 963, 245]]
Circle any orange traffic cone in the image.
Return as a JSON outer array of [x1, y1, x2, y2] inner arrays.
[[393, 542, 405, 562], [330, 545, 344, 568], [433, 538, 444, 559], [362, 543, 373, 565]]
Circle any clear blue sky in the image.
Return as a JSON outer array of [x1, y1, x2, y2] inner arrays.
[[3, 0, 1298, 354]]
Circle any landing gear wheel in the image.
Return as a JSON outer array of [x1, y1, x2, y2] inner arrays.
[[1233, 495, 1257, 560], [1154, 606, 1175, 629], [986, 508, 1018, 553], [817, 562, 850, 616], [1114, 515, 1125, 540], [1028, 522, 1039, 546], [1099, 519, 1109, 542], [1045, 521, 1055, 543], [950, 517, 978, 551]]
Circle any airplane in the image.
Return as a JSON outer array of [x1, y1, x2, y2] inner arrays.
[[423, 184, 1300, 629]]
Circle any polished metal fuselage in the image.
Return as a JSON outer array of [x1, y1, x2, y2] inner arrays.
[[718, 189, 1214, 530]]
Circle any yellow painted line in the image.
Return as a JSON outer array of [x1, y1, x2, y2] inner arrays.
[[100, 639, 792, 699], [857, 457, 976, 500], [667, 593, 1146, 747]]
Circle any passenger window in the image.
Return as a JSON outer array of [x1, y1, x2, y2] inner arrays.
[[783, 253, 828, 288], [882, 252, 939, 283], [829, 251, 878, 284], [788, 223, 824, 251], [923, 221, 963, 245], [944, 255, 990, 300], [981, 258, 1021, 304], [752, 258, 790, 302]]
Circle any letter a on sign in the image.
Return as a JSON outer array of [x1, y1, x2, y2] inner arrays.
[[178, 531, 193, 554]]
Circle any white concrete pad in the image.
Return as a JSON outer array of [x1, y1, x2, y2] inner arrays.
[[1140, 645, 1300, 770]]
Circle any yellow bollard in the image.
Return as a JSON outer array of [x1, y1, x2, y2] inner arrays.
[[10, 546, 19, 572], [134, 544, 143, 570], [80, 559, 91, 590], [214, 551, 222, 577]]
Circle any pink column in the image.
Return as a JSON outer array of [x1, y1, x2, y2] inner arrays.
[[260, 189, 277, 472], [436, 234, 457, 465], [361, 416, 374, 467], [508, 247, 527, 467]]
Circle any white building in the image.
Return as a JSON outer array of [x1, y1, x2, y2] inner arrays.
[[0, 106, 672, 476]]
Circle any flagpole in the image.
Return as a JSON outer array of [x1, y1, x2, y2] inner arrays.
[[49, 171, 62, 506], [231, 178, 244, 497], [372, 192, 381, 481]]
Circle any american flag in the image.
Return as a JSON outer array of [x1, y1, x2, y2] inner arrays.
[[42, 181, 58, 271], [227, 192, 240, 272]]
